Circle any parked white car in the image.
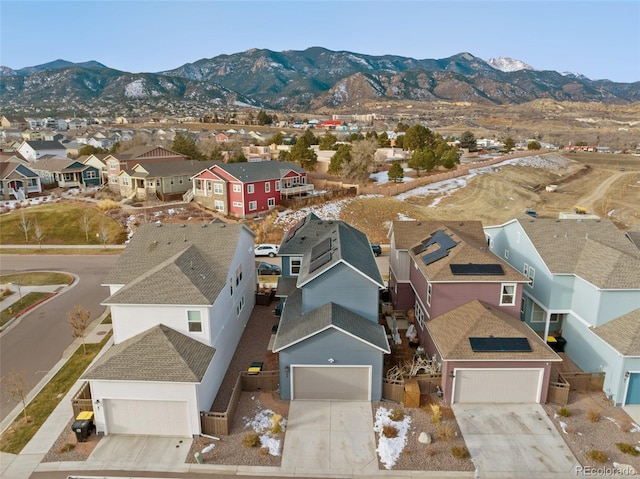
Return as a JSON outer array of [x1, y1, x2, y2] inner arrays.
[[254, 244, 279, 257]]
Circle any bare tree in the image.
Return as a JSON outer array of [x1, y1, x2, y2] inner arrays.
[[33, 218, 45, 249], [98, 220, 110, 249], [2, 369, 29, 422], [67, 305, 91, 354], [79, 210, 92, 243], [18, 209, 32, 242], [342, 138, 378, 185]]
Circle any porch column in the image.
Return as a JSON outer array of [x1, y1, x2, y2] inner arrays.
[[543, 311, 551, 342]]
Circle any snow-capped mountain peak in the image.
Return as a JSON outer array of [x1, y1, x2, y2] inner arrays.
[[487, 57, 534, 73]]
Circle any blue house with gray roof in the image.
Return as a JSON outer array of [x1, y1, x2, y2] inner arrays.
[[485, 217, 640, 405], [273, 213, 390, 400]]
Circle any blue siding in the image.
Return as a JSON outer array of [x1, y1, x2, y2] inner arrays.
[[625, 373, 640, 405], [280, 255, 302, 278], [302, 264, 379, 322], [279, 328, 383, 400]]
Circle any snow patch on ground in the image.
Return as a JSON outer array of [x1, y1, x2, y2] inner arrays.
[[370, 169, 415, 184], [243, 407, 287, 457], [373, 406, 412, 469]]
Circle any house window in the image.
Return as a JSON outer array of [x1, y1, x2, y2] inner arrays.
[[527, 267, 535, 287], [170, 177, 175, 185], [247, 184, 254, 194], [504, 249, 509, 259], [120, 177, 129, 186], [520, 297, 526, 317], [63, 173, 74, 181], [523, 263, 529, 276], [265, 182, 270, 193], [550, 313, 565, 323], [108, 160, 118, 168], [290, 257, 302, 275], [268, 197, 275, 207], [531, 302, 545, 322], [415, 301, 425, 330], [249, 201, 257, 211], [85, 171, 97, 179], [196, 179, 202, 189], [235, 265, 242, 286], [178, 176, 183, 184], [500, 283, 516, 306], [187, 310, 202, 332], [229, 278, 233, 296], [426, 282, 432, 306], [214, 183, 223, 194], [214, 200, 224, 211], [232, 201, 242, 208], [236, 295, 245, 316], [275, 180, 281, 191], [233, 184, 241, 193]]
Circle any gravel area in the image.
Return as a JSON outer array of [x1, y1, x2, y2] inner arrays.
[[42, 416, 101, 463], [543, 390, 640, 472]]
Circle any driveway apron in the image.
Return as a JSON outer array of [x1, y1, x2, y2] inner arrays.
[[453, 403, 580, 477], [282, 400, 378, 473]]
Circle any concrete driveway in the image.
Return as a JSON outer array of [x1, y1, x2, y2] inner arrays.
[[281, 401, 378, 474], [453, 403, 580, 478]]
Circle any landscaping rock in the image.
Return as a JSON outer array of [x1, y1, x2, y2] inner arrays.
[[418, 431, 432, 444]]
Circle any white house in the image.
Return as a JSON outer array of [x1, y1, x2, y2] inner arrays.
[[83, 221, 257, 437], [16, 140, 67, 163]]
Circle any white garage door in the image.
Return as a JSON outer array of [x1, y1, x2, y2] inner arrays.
[[104, 399, 191, 436], [452, 368, 543, 404], [292, 366, 371, 400]]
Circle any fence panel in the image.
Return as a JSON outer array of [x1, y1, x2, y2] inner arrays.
[[414, 374, 442, 394], [382, 378, 405, 403], [547, 381, 570, 406], [71, 381, 94, 417]]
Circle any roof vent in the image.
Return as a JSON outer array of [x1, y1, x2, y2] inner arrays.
[[202, 224, 207, 228], [220, 224, 226, 228], [180, 224, 186, 228], [156, 223, 162, 227]]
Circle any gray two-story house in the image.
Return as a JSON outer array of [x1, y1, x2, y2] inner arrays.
[[273, 213, 390, 401]]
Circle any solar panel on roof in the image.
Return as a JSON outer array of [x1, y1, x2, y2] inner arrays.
[[311, 237, 331, 262], [309, 251, 332, 273], [421, 248, 449, 266], [469, 337, 531, 352], [450, 264, 505, 275], [413, 230, 458, 263], [284, 219, 304, 242]]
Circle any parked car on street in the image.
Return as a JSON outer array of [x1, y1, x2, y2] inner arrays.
[[254, 244, 279, 257], [371, 243, 382, 256], [256, 261, 281, 275]]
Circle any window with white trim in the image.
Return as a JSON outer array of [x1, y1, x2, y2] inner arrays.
[[233, 184, 241, 193], [527, 267, 535, 287], [214, 183, 223, 194], [531, 302, 544, 322], [236, 295, 245, 316], [265, 182, 270, 193], [414, 301, 425, 330], [523, 263, 529, 276], [178, 176, 183, 184], [247, 184, 254, 194], [500, 283, 516, 306], [249, 201, 257, 211], [290, 257, 302, 275], [550, 313, 564, 323], [121, 177, 129, 186], [110, 174, 117, 183], [214, 200, 224, 211], [156, 179, 161, 187], [275, 180, 281, 191], [520, 297, 526, 317], [504, 249, 509, 259], [235, 264, 242, 286], [232, 201, 242, 207], [85, 170, 97, 179], [426, 282, 432, 306], [268, 197, 275, 207], [170, 177, 175, 185], [187, 310, 202, 332]]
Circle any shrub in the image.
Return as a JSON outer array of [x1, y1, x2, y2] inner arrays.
[[430, 404, 441, 424], [258, 447, 270, 456], [58, 442, 75, 453], [451, 446, 469, 459], [436, 423, 455, 442], [586, 409, 600, 423], [271, 413, 283, 434], [242, 432, 261, 448], [97, 199, 120, 211], [587, 449, 608, 463], [388, 409, 404, 422], [616, 442, 640, 456], [557, 407, 572, 417], [382, 424, 399, 438]]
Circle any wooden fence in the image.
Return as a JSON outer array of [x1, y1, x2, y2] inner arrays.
[[382, 373, 443, 404], [547, 379, 571, 406], [560, 371, 605, 392], [71, 381, 94, 417], [201, 370, 279, 436]]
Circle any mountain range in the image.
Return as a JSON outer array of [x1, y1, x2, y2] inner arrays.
[[1, 47, 638, 116]]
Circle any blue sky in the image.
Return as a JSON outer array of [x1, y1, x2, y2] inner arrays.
[[1, 0, 639, 82]]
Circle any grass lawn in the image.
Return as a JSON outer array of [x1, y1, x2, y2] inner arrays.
[[0, 332, 112, 454], [0, 248, 122, 255], [0, 292, 50, 329], [0, 203, 126, 245], [0, 272, 72, 286]]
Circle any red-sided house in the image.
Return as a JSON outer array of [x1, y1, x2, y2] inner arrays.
[[191, 161, 313, 218], [104, 146, 188, 192], [388, 220, 559, 404]]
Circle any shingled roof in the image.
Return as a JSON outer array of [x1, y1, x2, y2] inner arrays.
[[518, 218, 640, 289], [214, 161, 304, 182], [426, 300, 561, 361], [82, 324, 215, 382], [272, 289, 390, 353], [103, 222, 254, 305], [592, 308, 640, 356], [123, 160, 216, 178]]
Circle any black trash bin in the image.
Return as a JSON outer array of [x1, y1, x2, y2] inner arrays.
[[71, 411, 94, 442]]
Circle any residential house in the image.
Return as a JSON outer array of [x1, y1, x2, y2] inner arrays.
[[1, 115, 28, 129], [118, 160, 216, 201], [83, 222, 256, 437], [273, 213, 390, 400], [388, 220, 559, 404], [0, 155, 42, 200], [17, 140, 67, 163], [80, 154, 109, 185], [484, 217, 640, 405], [192, 161, 312, 219], [104, 146, 188, 192], [31, 156, 101, 188], [241, 145, 271, 162]]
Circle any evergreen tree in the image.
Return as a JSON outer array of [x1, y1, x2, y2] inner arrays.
[[527, 140, 542, 150], [319, 132, 337, 150], [328, 144, 352, 175], [377, 131, 391, 148], [387, 161, 404, 182], [408, 147, 436, 176], [503, 137, 516, 152], [172, 133, 202, 159], [403, 124, 435, 151], [459, 131, 477, 151]]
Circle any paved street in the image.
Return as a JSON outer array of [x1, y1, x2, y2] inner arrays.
[[0, 254, 119, 420]]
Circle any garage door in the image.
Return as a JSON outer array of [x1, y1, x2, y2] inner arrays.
[[292, 366, 370, 400], [452, 368, 543, 404], [625, 373, 640, 405], [104, 399, 191, 436]]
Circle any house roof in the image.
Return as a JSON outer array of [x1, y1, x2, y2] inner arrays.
[[22, 140, 65, 150], [392, 220, 526, 283], [82, 324, 215, 382], [272, 289, 390, 353], [518, 218, 640, 289], [103, 222, 254, 305], [113, 145, 186, 160], [125, 160, 217, 178], [31, 156, 74, 171], [592, 308, 640, 356], [0, 161, 37, 179], [214, 161, 304, 183], [426, 300, 561, 361]]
